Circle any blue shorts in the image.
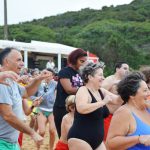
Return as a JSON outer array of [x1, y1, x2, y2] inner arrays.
[[37, 108, 52, 118], [0, 139, 20, 150]]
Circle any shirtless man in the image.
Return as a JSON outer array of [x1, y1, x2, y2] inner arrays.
[[102, 61, 129, 95], [102, 61, 129, 141]]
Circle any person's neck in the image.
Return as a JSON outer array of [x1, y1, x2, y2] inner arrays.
[[114, 73, 122, 80], [86, 83, 98, 92], [70, 111, 74, 116], [127, 101, 146, 111], [68, 64, 77, 71]]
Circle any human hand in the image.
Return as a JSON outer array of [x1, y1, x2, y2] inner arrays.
[[31, 131, 43, 147], [139, 135, 150, 146], [17, 75, 29, 84], [33, 96, 43, 107], [36, 70, 51, 81], [0, 71, 19, 85], [103, 95, 113, 104]]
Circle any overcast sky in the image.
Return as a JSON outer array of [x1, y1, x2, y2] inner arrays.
[[0, 0, 133, 25]]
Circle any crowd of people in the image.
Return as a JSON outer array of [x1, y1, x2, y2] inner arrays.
[[0, 47, 150, 150]]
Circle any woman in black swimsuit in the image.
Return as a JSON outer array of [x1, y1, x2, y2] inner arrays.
[[68, 62, 120, 150]]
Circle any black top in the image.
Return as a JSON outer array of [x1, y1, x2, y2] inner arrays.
[[54, 66, 83, 108], [68, 89, 109, 149]]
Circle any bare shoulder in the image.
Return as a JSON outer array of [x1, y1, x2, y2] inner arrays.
[[113, 105, 131, 119], [107, 105, 133, 138], [62, 113, 73, 123], [103, 75, 114, 82], [62, 113, 70, 122], [102, 75, 115, 90], [78, 86, 88, 92], [76, 86, 89, 96]]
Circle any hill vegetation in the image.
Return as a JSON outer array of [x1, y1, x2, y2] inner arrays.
[[0, 0, 150, 74]]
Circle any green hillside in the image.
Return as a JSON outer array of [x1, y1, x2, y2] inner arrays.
[[0, 0, 150, 74]]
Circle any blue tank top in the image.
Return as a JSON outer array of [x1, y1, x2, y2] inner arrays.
[[127, 110, 150, 150]]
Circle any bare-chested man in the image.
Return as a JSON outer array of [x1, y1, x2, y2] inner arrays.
[[102, 61, 129, 141]]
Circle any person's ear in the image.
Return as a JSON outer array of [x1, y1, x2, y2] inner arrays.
[[130, 95, 135, 101], [3, 57, 9, 66], [88, 74, 93, 81]]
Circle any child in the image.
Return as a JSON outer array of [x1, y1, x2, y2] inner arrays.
[[55, 95, 75, 150]]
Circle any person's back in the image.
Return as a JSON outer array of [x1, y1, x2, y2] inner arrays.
[[60, 112, 74, 144], [55, 95, 75, 150]]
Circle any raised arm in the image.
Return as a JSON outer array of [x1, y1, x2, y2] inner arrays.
[[23, 70, 50, 98], [0, 71, 19, 85]]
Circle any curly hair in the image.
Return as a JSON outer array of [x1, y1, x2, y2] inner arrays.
[[117, 72, 145, 103], [80, 61, 105, 83]]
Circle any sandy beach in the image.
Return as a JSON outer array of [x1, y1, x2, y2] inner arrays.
[[22, 117, 58, 150]]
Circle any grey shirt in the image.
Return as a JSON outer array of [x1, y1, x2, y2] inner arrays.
[[0, 79, 25, 143], [37, 80, 57, 112]]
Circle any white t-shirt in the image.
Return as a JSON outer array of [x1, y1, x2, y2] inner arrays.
[[46, 61, 55, 69]]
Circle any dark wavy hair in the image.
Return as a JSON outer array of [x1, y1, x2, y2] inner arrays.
[[80, 61, 105, 83], [117, 72, 145, 103], [67, 48, 87, 65]]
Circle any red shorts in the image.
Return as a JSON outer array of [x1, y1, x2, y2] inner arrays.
[[55, 141, 69, 150], [104, 114, 113, 141]]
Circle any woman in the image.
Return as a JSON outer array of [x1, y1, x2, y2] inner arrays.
[[106, 72, 150, 150], [53, 48, 87, 137], [68, 62, 120, 150], [36, 68, 57, 150]]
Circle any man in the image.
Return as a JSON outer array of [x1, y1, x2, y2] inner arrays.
[[46, 58, 55, 69], [102, 61, 129, 94], [0, 47, 50, 150], [102, 61, 129, 141]]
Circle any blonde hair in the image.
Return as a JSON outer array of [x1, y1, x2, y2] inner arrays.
[[65, 95, 75, 112]]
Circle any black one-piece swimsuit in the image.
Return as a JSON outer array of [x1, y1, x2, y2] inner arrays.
[[68, 89, 109, 149]]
